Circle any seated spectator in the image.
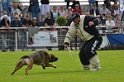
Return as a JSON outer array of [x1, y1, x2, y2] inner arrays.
[[89, 4, 100, 18], [71, 0, 81, 9], [22, 15, 32, 27], [10, 3, 21, 19], [44, 12, 56, 50], [66, 7, 73, 26], [114, 14, 121, 28], [32, 17, 40, 27], [99, 4, 109, 25], [0, 15, 10, 52], [1, 11, 11, 22], [21, 15, 32, 51], [86, 12, 90, 16], [59, 6, 66, 17], [105, 15, 116, 32], [106, 0, 113, 13], [72, 4, 82, 15], [51, 6, 59, 20], [113, 4, 119, 18], [28, 17, 40, 51], [44, 12, 56, 30], [10, 15, 22, 51]]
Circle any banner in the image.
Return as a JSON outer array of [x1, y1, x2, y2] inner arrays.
[[106, 34, 124, 45], [28, 30, 58, 47]]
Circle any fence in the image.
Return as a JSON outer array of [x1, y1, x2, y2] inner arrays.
[[0, 26, 123, 51]]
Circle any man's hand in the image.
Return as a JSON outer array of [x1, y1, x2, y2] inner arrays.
[[64, 44, 68, 49], [89, 21, 94, 27]]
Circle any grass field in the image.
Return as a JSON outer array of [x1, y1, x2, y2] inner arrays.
[[0, 50, 124, 82]]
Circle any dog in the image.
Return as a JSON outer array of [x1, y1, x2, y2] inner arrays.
[[11, 50, 58, 75]]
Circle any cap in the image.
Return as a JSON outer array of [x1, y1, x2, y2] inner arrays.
[[103, 4, 106, 6], [3, 15, 8, 18], [70, 13, 80, 22], [32, 17, 37, 20]]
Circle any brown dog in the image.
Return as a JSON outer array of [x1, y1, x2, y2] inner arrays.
[[11, 50, 58, 75]]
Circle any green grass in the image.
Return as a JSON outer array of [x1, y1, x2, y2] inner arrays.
[[0, 50, 124, 82]]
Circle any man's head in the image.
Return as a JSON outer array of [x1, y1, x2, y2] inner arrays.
[[70, 13, 80, 24], [102, 4, 106, 9], [14, 15, 19, 22], [75, 4, 79, 10]]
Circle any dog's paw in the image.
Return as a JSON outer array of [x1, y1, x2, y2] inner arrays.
[[53, 66, 57, 68]]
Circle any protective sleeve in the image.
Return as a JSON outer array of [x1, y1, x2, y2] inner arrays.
[[64, 23, 77, 45]]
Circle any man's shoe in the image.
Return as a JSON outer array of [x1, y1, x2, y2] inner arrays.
[[90, 66, 101, 71]]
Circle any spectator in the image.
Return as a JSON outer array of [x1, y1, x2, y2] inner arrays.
[[71, 0, 81, 9], [89, 4, 100, 18], [2, 0, 11, 16], [99, 4, 109, 25], [28, 0, 33, 13], [72, 4, 82, 15], [106, 0, 113, 13], [86, 12, 90, 16], [21, 15, 32, 51], [114, 14, 121, 28], [32, 17, 40, 27], [40, 0, 50, 21], [0, 15, 10, 52], [10, 3, 21, 19], [44, 12, 56, 30], [65, 0, 74, 9], [59, 6, 66, 17], [66, 7, 73, 26], [113, 4, 119, 18], [1, 11, 11, 23], [88, 0, 96, 9], [105, 15, 116, 32], [22, 15, 32, 27], [44, 12, 56, 50], [31, 0, 39, 19], [10, 15, 22, 51], [51, 6, 59, 20], [29, 17, 40, 51]]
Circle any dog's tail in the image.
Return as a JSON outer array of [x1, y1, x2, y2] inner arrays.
[[11, 56, 33, 75]]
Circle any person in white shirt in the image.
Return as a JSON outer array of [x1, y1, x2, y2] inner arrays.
[[113, 4, 119, 17], [59, 6, 66, 17], [1, 11, 11, 22], [105, 15, 115, 32]]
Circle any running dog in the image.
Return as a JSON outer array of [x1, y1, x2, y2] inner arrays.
[[11, 50, 58, 75]]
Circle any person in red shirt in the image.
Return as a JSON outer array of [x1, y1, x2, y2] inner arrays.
[[72, 4, 82, 15]]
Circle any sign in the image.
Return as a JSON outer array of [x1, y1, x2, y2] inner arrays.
[[28, 30, 58, 47]]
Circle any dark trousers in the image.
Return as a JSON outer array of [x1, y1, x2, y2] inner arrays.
[[79, 36, 102, 65]]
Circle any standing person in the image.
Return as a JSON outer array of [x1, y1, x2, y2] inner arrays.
[[65, 0, 74, 9], [0, 15, 10, 52], [21, 15, 32, 51], [10, 15, 22, 51], [31, 0, 39, 19], [2, 0, 11, 16], [64, 13, 102, 71], [88, 0, 96, 9], [40, 0, 50, 21]]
